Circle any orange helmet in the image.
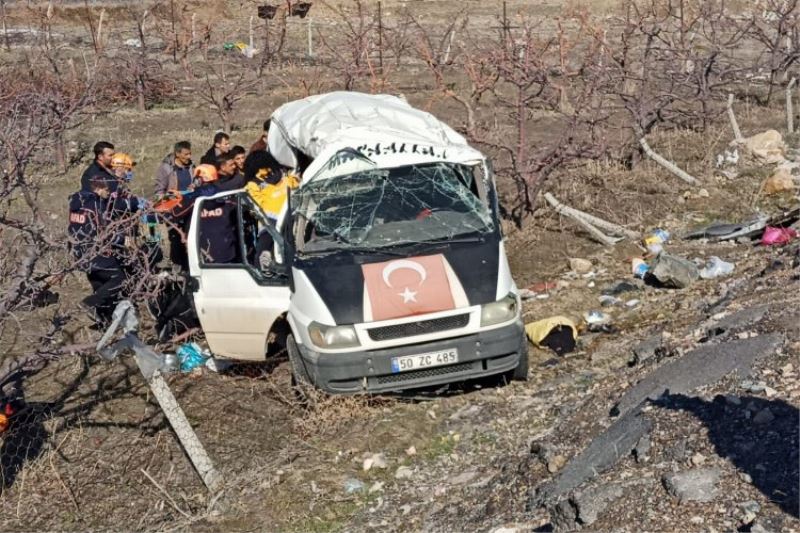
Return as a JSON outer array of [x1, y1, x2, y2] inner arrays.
[[111, 152, 135, 170], [194, 164, 218, 183]]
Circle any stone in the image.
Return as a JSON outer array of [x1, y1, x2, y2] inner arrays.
[[395, 466, 413, 479], [633, 434, 651, 463], [753, 407, 775, 425], [739, 500, 761, 514], [572, 483, 624, 525], [405, 446, 417, 456], [744, 130, 787, 164], [691, 452, 707, 466], [449, 471, 478, 485], [698, 188, 710, 198], [762, 168, 795, 195], [631, 333, 664, 365], [363, 453, 387, 471], [547, 455, 566, 474], [662, 468, 721, 502], [569, 258, 593, 274]]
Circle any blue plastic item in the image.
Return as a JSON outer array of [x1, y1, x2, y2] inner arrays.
[[177, 342, 208, 372]]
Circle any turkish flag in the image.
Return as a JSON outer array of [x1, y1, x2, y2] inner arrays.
[[362, 254, 456, 322]]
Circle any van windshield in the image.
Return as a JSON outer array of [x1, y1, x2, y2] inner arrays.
[[293, 162, 495, 254]]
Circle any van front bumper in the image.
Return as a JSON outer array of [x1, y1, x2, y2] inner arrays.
[[295, 320, 526, 393]]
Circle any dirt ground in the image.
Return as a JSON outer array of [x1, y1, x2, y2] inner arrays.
[[0, 1, 799, 532]]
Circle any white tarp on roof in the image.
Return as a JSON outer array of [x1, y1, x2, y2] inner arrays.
[[267, 92, 483, 174]]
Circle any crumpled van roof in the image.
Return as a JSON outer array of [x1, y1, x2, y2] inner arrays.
[[267, 92, 484, 177]]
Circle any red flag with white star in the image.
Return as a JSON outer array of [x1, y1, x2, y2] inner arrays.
[[362, 254, 458, 322]]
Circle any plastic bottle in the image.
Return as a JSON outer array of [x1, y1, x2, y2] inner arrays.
[[699, 256, 735, 279], [643, 229, 670, 251], [631, 258, 650, 279]]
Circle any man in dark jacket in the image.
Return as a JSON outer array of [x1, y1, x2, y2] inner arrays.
[[199, 132, 231, 166], [80, 141, 117, 193], [216, 152, 246, 192], [248, 119, 270, 154], [68, 177, 135, 324], [154, 141, 194, 196]]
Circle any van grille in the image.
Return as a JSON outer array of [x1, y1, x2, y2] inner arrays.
[[367, 314, 470, 341], [375, 362, 474, 384]]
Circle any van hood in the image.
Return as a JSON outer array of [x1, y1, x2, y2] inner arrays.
[[297, 237, 501, 325]]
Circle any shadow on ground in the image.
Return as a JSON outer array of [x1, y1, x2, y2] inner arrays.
[[657, 393, 799, 518]]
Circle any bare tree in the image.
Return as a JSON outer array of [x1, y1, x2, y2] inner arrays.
[[197, 64, 259, 131], [418, 13, 610, 223]]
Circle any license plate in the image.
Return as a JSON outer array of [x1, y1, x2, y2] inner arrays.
[[391, 348, 459, 373]]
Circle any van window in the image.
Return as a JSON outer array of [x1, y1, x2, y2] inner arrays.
[[292, 162, 495, 254], [197, 193, 284, 283]]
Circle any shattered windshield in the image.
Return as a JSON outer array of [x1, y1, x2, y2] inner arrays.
[[293, 162, 495, 254]]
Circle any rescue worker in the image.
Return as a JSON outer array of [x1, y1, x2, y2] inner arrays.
[[110, 153, 163, 270], [231, 145, 246, 176], [154, 141, 194, 196], [80, 141, 117, 193], [199, 132, 231, 166], [216, 152, 246, 191], [244, 120, 283, 180], [154, 164, 223, 269], [68, 177, 133, 325], [244, 150, 300, 221]]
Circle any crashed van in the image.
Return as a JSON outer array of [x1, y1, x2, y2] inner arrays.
[[187, 92, 528, 393]]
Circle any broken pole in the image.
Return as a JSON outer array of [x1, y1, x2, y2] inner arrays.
[[727, 93, 744, 142], [787, 77, 796, 134], [639, 137, 699, 185]]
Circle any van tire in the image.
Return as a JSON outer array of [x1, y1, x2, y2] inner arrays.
[[512, 347, 529, 381], [287, 334, 314, 401]]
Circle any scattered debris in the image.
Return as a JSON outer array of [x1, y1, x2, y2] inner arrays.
[[699, 256, 735, 279], [761, 226, 797, 246], [343, 478, 366, 494], [650, 252, 700, 289], [525, 316, 578, 356]]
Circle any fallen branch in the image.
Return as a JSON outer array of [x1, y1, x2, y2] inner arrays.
[[544, 193, 638, 245], [639, 137, 699, 185], [728, 93, 744, 142], [544, 193, 624, 246]]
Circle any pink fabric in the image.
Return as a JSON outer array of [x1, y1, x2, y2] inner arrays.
[[761, 226, 798, 245]]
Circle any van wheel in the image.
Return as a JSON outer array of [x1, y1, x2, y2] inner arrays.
[[287, 334, 314, 401], [512, 347, 529, 381]]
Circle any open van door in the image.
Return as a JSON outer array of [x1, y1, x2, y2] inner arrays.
[[188, 190, 291, 361]]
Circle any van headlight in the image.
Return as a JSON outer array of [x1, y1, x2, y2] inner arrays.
[[308, 322, 361, 349], [480, 294, 518, 326]]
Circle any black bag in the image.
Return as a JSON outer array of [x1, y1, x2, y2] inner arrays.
[[147, 274, 200, 341]]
